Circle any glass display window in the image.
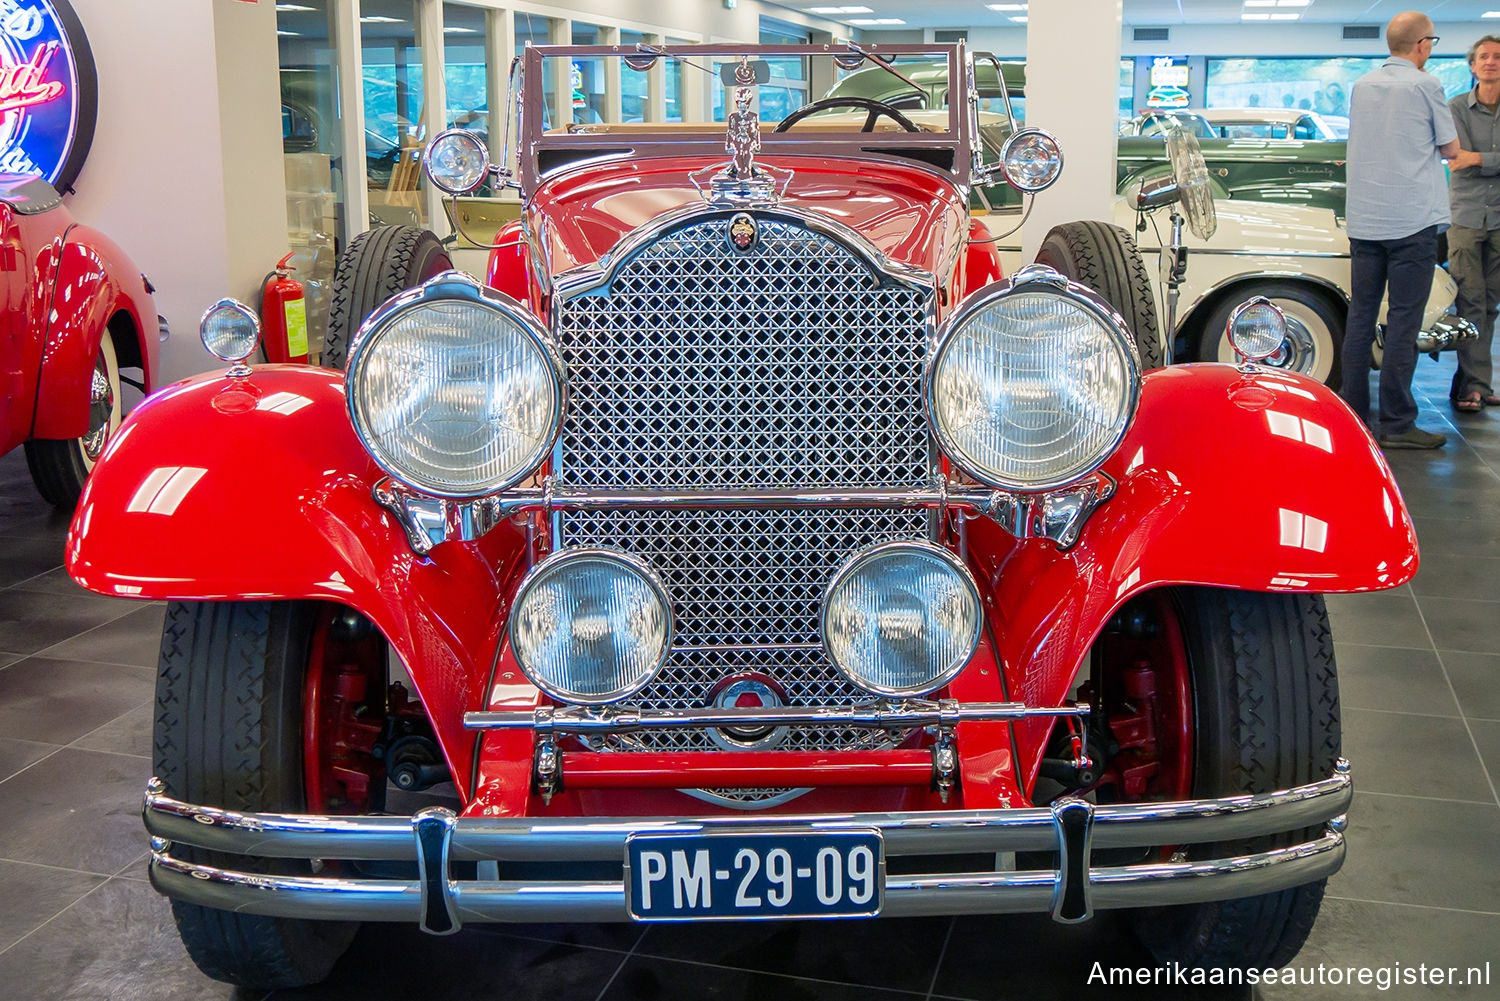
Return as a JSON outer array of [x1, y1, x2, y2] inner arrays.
[[276, 0, 344, 351], [1206, 54, 1473, 118], [361, 0, 429, 228]]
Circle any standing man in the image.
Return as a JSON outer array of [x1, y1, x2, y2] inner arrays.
[[1342, 10, 1458, 448], [1445, 36, 1500, 413]]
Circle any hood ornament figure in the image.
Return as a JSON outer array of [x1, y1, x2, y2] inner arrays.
[[726, 58, 761, 179], [692, 55, 793, 207]]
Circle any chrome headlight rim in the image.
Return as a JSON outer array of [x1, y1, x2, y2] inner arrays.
[[820, 540, 984, 699], [345, 270, 567, 500], [424, 127, 491, 195], [1226, 294, 1287, 364], [199, 298, 262, 365], [999, 127, 1064, 194], [924, 265, 1142, 494], [508, 547, 675, 706]]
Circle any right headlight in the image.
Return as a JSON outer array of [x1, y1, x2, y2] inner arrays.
[[823, 541, 982, 698], [927, 265, 1139, 491], [347, 271, 564, 498]]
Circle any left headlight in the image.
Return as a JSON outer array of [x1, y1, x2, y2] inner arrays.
[[927, 264, 1139, 492], [347, 272, 565, 498], [510, 548, 673, 705]]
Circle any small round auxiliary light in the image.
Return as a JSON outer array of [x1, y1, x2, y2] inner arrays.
[[1000, 128, 1063, 193], [822, 541, 983, 698], [424, 129, 490, 195], [510, 549, 673, 705], [199, 299, 260, 374], [1226, 296, 1287, 364]]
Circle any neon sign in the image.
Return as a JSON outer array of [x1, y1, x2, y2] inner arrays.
[[0, 1, 96, 191]]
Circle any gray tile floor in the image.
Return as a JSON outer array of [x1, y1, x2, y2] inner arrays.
[[0, 359, 1497, 1000]]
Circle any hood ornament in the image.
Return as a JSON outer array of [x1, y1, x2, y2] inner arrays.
[[691, 56, 793, 207], [727, 58, 761, 180]]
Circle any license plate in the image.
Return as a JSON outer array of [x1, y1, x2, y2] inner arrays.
[[625, 830, 884, 920]]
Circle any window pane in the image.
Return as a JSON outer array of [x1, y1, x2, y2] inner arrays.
[[620, 29, 647, 122], [665, 37, 690, 122], [759, 18, 808, 125], [362, 0, 428, 228], [444, 4, 487, 138], [278, 0, 343, 345], [571, 22, 606, 125], [1207, 55, 1471, 122], [514, 12, 552, 129]]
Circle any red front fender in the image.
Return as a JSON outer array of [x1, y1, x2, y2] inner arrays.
[[66, 367, 528, 796], [965, 364, 1418, 788], [32, 224, 157, 439]]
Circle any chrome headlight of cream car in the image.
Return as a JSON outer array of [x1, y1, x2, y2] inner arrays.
[[927, 264, 1140, 491], [346, 272, 565, 498]]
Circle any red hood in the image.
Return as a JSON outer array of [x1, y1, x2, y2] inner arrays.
[[527, 155, 969, 289]]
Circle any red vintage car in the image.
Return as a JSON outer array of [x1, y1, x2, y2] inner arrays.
[[68, 45, 1410, 989], [0, 174, 158, 507]]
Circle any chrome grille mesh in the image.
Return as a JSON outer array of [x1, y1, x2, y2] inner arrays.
[[554, 213, 932, 755]]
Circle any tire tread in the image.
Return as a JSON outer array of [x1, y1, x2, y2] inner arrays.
[[324, 226, 450, 369], [1134, 588, 1339, 970], [1036, 220, 1164, 369], [154, 601, 355, 989]]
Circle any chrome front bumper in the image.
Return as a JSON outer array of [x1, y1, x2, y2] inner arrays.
[[1418, 315, 1479, 354], [143, 760, 1351, 933]]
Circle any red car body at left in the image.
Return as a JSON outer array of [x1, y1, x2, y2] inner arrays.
[[0, 174, 158, 506]]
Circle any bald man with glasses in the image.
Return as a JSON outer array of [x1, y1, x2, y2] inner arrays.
[[1343, 11, 1458, 449]]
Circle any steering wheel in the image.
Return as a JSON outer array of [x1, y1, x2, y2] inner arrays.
[[773, 97, 923, 134]]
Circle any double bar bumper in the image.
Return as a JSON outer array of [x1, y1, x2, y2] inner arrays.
[[143, 760, 1351, 932], [1417, 315, 1479, 355]]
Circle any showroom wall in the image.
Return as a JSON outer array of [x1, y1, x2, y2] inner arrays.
[[64, 0, 287, 384]]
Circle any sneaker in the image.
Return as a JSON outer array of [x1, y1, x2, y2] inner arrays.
[[1378, 428, 1447, 450]]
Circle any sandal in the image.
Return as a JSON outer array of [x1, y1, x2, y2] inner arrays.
[[1484, 393, 1500, 407], [1455, 391, 1484, 413]]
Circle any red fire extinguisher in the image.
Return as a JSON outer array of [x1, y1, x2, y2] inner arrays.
[[260, 252, 309, 364]]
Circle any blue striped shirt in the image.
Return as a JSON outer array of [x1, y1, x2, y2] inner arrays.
[[1346, 56, 1456, 240]]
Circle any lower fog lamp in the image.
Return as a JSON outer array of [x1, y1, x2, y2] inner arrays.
[[509, 549, 673, 705], [822, 541, 983, 698]]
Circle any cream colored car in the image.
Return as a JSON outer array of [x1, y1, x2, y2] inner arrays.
[[987, 197, 1469, 388], [794, 108, 1467, 387]]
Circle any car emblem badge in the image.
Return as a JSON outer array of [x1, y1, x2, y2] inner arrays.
[[728, 212, 757, 252], [707, 674, 788, 750]]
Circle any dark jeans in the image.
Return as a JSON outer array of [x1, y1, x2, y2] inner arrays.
[[1341, 226, 1438, 436]]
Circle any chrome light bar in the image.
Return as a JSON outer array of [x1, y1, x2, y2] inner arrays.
[[464, 698, 1089, 734], [374, 473, 1115, 556]]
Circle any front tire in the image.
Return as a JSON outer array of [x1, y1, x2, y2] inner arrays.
[[23, 333, 122, 508], [1035, 220, 1164, 369], [323, 225, 451, 369], [154, 601, 388, 989], [1197, 281, 1344, 388], [1101, 588, 1339, 969]]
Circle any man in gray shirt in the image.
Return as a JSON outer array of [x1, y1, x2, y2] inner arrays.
[[1446, 35, 1500, 412], [1343, 10, 1458, 449]]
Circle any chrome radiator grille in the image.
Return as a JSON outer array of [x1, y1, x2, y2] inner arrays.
[[554, 213, 932, 753]]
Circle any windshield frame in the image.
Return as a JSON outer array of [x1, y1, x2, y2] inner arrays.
[[516, 42, 973, 198]]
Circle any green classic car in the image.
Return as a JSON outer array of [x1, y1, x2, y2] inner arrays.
[[825, 58, 1348, 216]]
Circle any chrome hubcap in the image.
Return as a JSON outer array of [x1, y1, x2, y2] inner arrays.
[[1262, 315, 1318, 374], [81, 358, 114, 460]]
